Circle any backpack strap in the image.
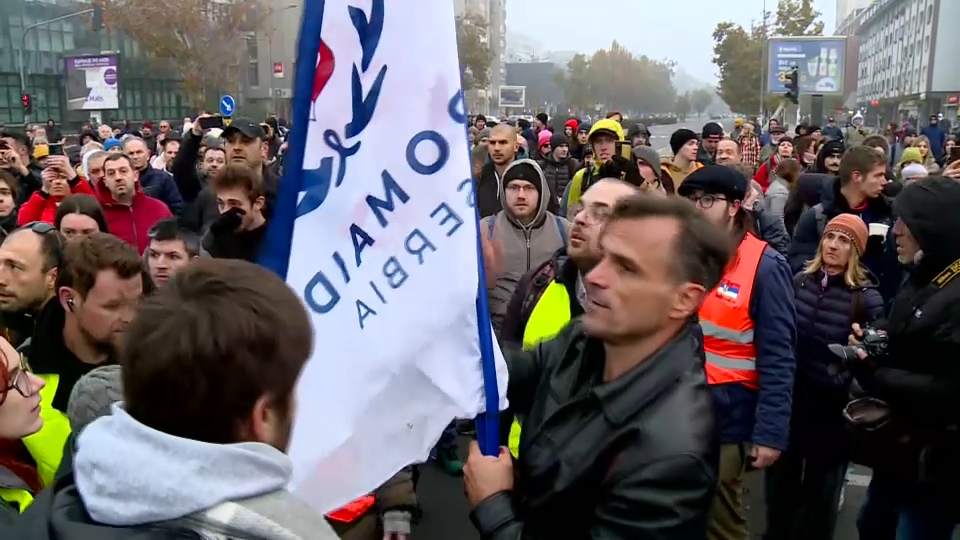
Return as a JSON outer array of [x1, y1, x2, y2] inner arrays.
[[555, 216, 568, 246], [813, 203, 827, 236]]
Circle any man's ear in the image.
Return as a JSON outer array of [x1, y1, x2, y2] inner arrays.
[[57, 285, 76, 312]]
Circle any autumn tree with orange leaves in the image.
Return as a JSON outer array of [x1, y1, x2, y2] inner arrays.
[[89, 0, 268, 109]]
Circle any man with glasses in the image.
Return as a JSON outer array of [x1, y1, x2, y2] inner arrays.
[[677, 166, 797, 540], [498, 177, 639, 459], [21, 232, 144, 488], [0, 222, 63, 348], [145, 218, 202, 287]]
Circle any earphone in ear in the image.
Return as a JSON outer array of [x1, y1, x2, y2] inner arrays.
[[66, 298, 75, 312]]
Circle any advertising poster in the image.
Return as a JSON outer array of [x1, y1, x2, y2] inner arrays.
[[65, 55, 120, 110], [768, 38, 845, 95]]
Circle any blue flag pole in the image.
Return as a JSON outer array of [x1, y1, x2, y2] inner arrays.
[[258, 0, 326, 277], [473, 211, 501, 457], [452, 46, 500, 458]]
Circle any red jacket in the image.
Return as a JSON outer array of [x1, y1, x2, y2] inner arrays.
[[94, 181, 172, 254], [17, 180, 94, 226]]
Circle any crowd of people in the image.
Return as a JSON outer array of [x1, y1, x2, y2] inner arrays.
[[0, 102, 958, 540], [0, 114, 422, 539], [466, 109, 960, 539]]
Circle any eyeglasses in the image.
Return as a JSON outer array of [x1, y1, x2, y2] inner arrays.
[[686, 194, 728, 209], [578, 204, 613, 225], [505, 184, 537, 194], [4, 353, 33, 398]]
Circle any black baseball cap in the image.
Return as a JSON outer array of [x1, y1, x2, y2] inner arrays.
[[223, 117, 266, 140]]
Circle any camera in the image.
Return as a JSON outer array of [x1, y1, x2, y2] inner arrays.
[[828, 326, 889, 365]]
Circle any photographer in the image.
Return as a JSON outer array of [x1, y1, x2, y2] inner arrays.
[[0, 131, 42, 205], [849, 177, 960, 539]]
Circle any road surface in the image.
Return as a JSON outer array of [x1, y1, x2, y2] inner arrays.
[[412, 442, 960, 539]]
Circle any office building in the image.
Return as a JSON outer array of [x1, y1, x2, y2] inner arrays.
[[836, 0, 875, 32], [243, 0, 302, 119], [0, 0, 190, 129], [855, 0, 960, 120]]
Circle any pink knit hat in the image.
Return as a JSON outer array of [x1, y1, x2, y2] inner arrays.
[[537, 130, 552, 149]]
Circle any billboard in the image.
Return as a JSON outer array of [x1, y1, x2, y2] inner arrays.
[[64, 55, 120, 111], [498, 85, 525, 108], [768, 37, 846, 96]]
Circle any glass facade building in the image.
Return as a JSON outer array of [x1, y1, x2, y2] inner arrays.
[[0, 0, 193, 130]]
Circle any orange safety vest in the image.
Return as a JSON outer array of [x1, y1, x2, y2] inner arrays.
[[699, 232, 766, 391], [326, 494, 376, 523]]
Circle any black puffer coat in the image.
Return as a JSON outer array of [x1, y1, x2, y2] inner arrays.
[[789, 269, 884, 462]]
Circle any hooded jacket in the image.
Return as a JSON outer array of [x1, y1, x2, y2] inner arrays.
[[560, 119, 625, 217], [10, 406, 340, 540], [484, 159, 570, 336], [851, 178, 960, 508], [94, 180, 173, 254]]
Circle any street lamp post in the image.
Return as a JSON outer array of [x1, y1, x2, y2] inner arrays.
[[18, 8, 95, 126]]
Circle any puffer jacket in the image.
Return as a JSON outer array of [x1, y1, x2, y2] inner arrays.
[[537, 154, 577, 207], [484, 159, 570, 336], [790, 269, 884, 462]]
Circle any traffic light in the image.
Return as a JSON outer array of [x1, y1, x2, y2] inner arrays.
[[21, 93, 32, 115], [784, 66, 799, 105], [92, 4, 103, 31]]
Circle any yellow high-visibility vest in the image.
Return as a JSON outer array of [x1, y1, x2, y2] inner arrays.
[[509, 281, 573, 458]]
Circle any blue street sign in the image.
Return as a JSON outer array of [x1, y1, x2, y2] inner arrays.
[[219, 94, 236, 117]]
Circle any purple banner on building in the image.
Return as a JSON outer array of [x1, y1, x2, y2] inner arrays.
[[64, 54, 120, 111]]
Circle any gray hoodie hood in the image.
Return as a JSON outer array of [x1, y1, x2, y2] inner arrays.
[[75, 403, 294, 526], [498, 158, 550, 228]]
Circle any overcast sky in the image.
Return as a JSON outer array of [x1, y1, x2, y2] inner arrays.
[[506, 0, 836, 83]]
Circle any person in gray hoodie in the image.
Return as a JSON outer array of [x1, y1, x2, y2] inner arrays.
[[10, 259, 341, 540], [484, 159, 570, 337]]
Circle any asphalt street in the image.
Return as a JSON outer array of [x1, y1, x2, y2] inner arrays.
[[411, 443, 959, 539]]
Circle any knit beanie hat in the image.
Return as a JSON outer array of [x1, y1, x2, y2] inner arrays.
[[670, 128, 698, 155], [550, 132, 570, 149], [501, 159, 543, 197], [899, 147, 923, 165], [824, 213, 868, 255], [537, 130, 552, 149], [67, 365, 123, 434], [564, 119, 579, 132], [103, 138, 122, 152], [632, 145, 662, 170]]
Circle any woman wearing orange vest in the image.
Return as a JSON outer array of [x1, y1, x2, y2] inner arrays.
[[326, 466, 418, 540], [678, 165, 797, 540]]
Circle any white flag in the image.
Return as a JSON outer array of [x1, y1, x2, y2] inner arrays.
[[265, 0, 508, 514]]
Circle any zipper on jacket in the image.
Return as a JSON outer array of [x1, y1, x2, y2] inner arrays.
[[129, 206, 139, 250], [525, 233, 531, 270]]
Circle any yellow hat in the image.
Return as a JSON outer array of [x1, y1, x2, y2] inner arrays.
[[33, 144, 49, 159], [735, 117, 744, 127]]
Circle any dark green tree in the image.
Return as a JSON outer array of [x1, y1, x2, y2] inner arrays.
[[455, 13, 493, 92], [674, 92, 691, 119], [773, 0, 824, 36], [553, 53, 592, 112], [690, 88, 714, 118]]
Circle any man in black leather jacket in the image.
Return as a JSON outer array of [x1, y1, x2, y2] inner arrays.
[[465, 194, 729, 539], [852, 177, 960, 539]]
